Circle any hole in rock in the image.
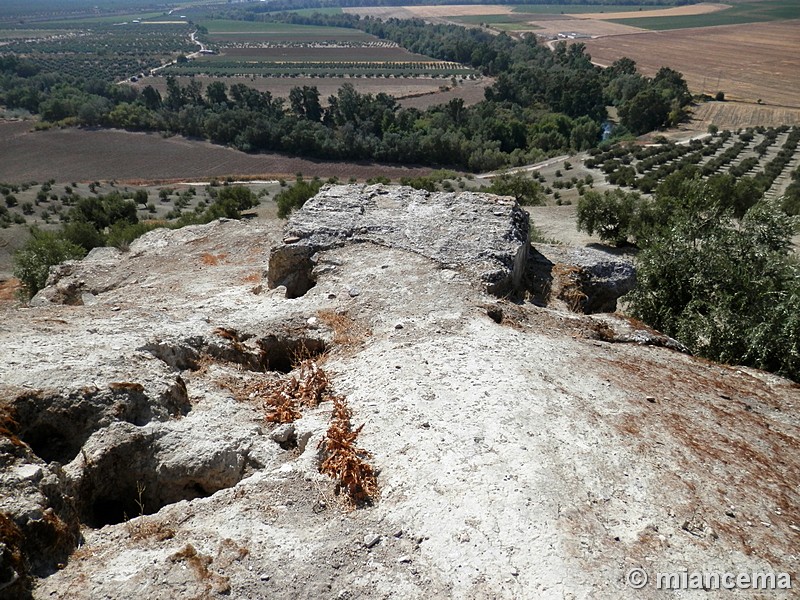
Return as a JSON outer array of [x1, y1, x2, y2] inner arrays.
[[77, 433, 248, 528], [22, 423, 72, 464], [13, 383, 189, 465], [141, 338, 203, 371], [258, 334, 327, 373]]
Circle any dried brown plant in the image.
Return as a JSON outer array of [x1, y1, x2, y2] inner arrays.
[[316, 309, 370, 347], [263, 359, 332, 423], [552, 264, 588, 313], [0, 512, 27, 589], [126, 518, 176, 543], [318, 396, 378, 506], [0, 405, 25, 447]]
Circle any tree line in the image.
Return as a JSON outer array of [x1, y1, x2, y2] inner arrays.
[[0, 13, 691, 172]]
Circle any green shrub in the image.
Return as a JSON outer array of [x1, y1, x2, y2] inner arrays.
[[628, 196, 799, 380], [276, 177, 324, 219], [14, 230, 86, 297], [487, 172, 544, 206], [576, 189, 648, 245], [106, 221, 162, 250]]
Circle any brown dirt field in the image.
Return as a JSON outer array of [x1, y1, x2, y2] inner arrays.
[[690, 101, 800, 131], [398, 77, 491, 109], [0, 121, 434, 184], [582, 20, 800, 107], [571, 2, 730, 20], [131, 76, 489, 107]]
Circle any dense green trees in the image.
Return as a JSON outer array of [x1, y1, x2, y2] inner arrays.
[[577, 170, 800, 381], [604, 60, 692, 134]]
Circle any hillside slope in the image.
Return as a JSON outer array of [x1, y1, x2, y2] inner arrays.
[[1, 186, 797, 599]]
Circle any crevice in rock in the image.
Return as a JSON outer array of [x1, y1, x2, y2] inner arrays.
[[257, 334, 327, 374], [267, 244, 317, 298], [75, 429, 250, 529], [143, 331, 327, 375], [11, 383, 190, 466], [141, 338, 204, 371]]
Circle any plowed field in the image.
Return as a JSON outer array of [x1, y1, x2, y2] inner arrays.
[[583, 20, 800, 107], [0, 121, 434, 183]]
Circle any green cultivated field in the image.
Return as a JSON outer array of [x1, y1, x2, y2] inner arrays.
[[200, 19, 357, 36], [608, 0, 799, 30], [512, 4, 662, 14]]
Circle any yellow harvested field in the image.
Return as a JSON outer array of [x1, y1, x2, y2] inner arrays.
[[406, 4, 514, 17], [570, 2, 729, 20], [583, 21, 800, 107], [534, 18, 646, 38], [691, 102, 800, 130]]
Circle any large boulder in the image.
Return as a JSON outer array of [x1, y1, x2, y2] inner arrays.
[[268, 184, 530, 298]]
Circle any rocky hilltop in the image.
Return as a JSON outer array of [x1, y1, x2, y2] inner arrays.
[[0, 185, 797, 599]]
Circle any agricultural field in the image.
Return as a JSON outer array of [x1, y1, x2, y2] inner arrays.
[[163, 19, 477, 80], [344, 4, 649, 36], [0, 21, 194, 81], [583, 126, 800, 199], [689, 102, 800, 132], [0, 120, 435, 184], [130, 75, 491, 109], [605, 0, 799, 30], [582, 20, 800, 107]]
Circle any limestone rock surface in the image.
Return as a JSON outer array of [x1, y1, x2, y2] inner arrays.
[[268, 184, 530, 297], [0, 189, 797, 600]]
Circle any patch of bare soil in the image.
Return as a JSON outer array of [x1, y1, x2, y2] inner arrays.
[[582, 20, 800, 107], [0, 121, 434, 184]]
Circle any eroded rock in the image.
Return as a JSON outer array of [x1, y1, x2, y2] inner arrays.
[[528, 244, 636, 313], [268, 184, 530, 297]]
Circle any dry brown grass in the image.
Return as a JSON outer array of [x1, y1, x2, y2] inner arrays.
[[318, 395, 378, 506], [552, 264, 588, 313], [316, 309, 370, 348], [169, 543, 230, 595], [126, 517, 176, 543]]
